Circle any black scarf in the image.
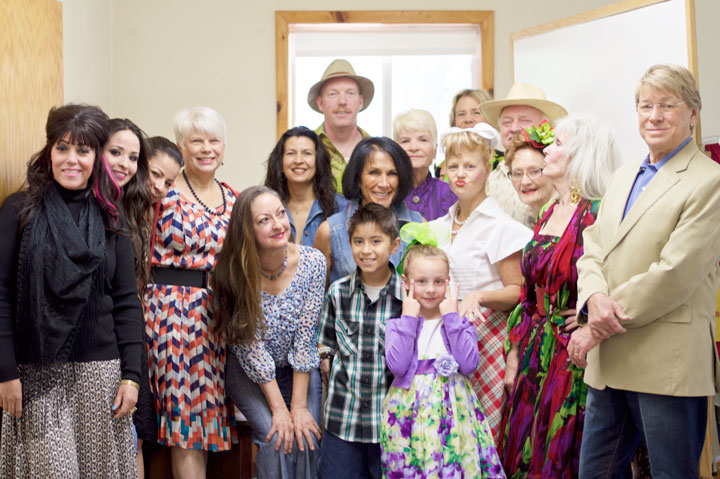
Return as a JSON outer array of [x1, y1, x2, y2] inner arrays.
[[14, 182, 106, 364]]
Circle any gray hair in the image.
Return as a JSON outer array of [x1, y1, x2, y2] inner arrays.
[[173, 106, 227, 151], [554, 115, 622, 200]]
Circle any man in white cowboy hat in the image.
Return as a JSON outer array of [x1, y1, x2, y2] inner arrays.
[[308, 59, 375, 193], [481, 82, 567, 227]]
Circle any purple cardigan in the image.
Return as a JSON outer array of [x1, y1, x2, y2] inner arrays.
[[384, 312, 479, 390]]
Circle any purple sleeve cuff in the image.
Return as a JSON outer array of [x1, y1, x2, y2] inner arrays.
[[385, 315, 421, 376], [442, 312, 479, 375]]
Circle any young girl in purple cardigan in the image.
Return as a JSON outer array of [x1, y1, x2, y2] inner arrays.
[[380, 243, 505, 479]]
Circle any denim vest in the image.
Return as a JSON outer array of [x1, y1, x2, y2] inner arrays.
[[288, 194, 347, 247], [327, 199, 423, 283]]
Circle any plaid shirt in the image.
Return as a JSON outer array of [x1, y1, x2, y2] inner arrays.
[[317, 267, 403, 443]]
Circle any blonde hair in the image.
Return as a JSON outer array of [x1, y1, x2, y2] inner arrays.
[[450, 89, 492, 127], [635, 64, 701, 111], [402, 244, 450, 278], [441, 131, 491, 168], [393, 109, 438, 145]]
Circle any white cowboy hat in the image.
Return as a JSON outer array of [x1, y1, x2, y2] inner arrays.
[[307, 59, 375, 113], [481, 82, 567, 129]]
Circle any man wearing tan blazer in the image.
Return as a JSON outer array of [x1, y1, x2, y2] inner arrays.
[[570, 65, 720, 479]]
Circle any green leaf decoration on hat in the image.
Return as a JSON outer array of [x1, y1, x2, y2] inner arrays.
[[396, 222, 451, 275], [525, 120, 555, 148]]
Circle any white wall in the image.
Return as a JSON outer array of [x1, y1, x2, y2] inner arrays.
[[60, 0, 720, 189], [61, 0, 113, 109]]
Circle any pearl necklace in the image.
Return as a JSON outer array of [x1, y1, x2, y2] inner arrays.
[[183, 171, 226, 216], [452, 207, 466, 236], [261, 247, 288, 281]]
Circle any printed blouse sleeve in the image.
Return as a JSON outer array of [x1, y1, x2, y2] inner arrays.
[[234, 339, 277, 384], [289, 249, 325, 372], [486, 218, 533, 264]]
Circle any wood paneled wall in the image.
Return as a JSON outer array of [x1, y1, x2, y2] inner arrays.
[[0, 0, 63, 202]]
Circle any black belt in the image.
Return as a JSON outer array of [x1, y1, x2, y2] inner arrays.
[[150, 266, 211, 288]]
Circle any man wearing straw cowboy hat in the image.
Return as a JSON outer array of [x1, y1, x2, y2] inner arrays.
[[308, 59, 375, 193], [481, 82, 567, 227]]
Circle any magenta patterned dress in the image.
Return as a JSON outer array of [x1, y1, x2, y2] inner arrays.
[[499, 199, 597, 478], [144, 185, 236, 451]]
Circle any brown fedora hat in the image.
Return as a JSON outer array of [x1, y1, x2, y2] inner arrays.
[[307, 59, 375, 113], [481, 82, 567, 129]]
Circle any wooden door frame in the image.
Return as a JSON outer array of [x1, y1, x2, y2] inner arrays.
[[275, 10, 494, 137]]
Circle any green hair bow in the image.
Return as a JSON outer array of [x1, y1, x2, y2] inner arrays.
[[396, 222, 451, 275]]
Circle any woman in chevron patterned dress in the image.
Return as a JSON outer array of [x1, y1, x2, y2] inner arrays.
[[144, 107, 237, 479]]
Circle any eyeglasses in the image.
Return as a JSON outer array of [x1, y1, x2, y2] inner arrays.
[[636, 101, 684, 115], [508, 167, 543, 182]]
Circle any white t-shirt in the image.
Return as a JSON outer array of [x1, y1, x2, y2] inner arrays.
[[433, 196, 533, 299], [361, 281, 384, 303]]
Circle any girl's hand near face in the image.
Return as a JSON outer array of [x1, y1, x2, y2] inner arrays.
[[401, 279, 421, 317], [439, 280, 460, 316]]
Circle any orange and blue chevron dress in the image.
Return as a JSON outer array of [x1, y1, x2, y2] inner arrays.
[[144, 185, 236, 451]]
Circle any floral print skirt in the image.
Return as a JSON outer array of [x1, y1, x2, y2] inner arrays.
[[380, 372, 505, 479]]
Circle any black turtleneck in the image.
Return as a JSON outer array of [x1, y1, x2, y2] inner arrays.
[[0, 183, 142, 383]]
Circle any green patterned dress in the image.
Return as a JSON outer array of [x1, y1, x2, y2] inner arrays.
[[380, 319, 505, 479]]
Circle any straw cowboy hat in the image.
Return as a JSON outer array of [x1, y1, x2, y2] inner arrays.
[[307, 59, 375, 113], [481, 82, 567, 129]]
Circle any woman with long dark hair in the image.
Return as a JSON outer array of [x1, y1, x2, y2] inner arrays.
[[264, 126, 345, 246], [213, 186, 325, 479], [0, 104, 142, 477]]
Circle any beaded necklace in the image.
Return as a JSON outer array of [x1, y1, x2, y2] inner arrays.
[[183, 170, 226, 215], [261, 246, 288, 281]]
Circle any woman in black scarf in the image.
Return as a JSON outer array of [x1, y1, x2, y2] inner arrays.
[[0, 104, 143, 478]]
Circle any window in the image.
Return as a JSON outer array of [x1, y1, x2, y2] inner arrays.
[[275, 11, 495, 138], [292, 25, 481, 136]]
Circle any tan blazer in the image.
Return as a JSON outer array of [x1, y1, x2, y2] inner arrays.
[[577, 141, 720, 396]]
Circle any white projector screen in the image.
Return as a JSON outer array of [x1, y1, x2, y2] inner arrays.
[[512, 0, 695, 164]]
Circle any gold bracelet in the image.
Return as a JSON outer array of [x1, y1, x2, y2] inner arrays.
[[119, 379, 140, 390]]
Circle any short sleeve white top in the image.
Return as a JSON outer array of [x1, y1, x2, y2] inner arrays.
[[433, 197, 533, 299]]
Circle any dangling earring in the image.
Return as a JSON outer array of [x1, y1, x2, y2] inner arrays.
[[570, 180, 582, 205]]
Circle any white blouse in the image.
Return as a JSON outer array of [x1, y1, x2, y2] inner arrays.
[[433, 197, 533, 299]]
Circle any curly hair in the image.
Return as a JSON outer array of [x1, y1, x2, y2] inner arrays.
[[107, 118, 154, 293], [19, 104, 121, 231], [264, 126, 338, 220]]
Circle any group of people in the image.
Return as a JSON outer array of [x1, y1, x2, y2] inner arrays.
[[0, 57, 718, 479]]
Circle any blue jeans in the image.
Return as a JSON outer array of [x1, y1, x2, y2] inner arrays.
[[579, 385, 707, 479], [317, 432, 381, 479], [226, 354, 322, 479]]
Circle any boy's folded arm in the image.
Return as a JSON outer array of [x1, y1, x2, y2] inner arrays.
[[385, 315, 421, 376], [442, 312, 479, 375]]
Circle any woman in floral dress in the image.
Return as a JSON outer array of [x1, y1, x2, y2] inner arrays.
[[500, 117, 621, 478], [144, 107, 237, 479]]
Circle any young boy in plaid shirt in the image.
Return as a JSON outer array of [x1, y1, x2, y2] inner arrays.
[[317, 204, 403, 479]]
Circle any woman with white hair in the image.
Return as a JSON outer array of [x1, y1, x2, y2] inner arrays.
[[393, 109, 456, 220], [144, 107, 237, 479], [500, 116, 622, 478]]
